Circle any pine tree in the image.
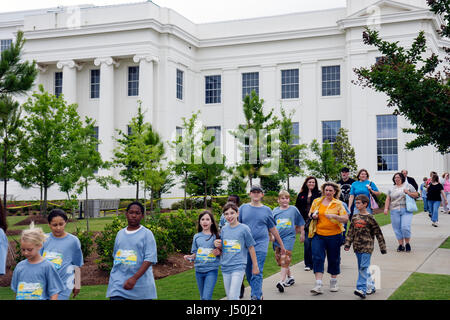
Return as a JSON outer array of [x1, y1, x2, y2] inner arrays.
[[333, 127, 358, 177]]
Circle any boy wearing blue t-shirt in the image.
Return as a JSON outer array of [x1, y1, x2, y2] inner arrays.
[[106, 202, 158, 300], [239, 185, 286, 300], [271, 190, 305, 293]]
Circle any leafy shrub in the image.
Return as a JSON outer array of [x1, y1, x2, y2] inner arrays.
[[74, 227, 94, 261]]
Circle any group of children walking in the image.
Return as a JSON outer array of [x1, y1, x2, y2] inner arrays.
[[3, 183, 387, 300]]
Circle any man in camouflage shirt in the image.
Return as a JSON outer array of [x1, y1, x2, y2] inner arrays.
[[344, 195, 387, 299]]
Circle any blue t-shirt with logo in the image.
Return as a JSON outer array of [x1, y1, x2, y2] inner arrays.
[[220, 223, 255, 274], [238, 204, 276, 253], [0, 228, 7, 275], [191, 232, 220, 273], [41, 233, 84, 299], [272, 206, 305, 251], [106, 226, 158, 300], [11, 259, 64, 300]]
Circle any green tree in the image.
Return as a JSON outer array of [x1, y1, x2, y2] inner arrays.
[[278, 107, 307, 190], [0, 30, 37, 229], [353, 0, 450, 153], [305, 139, 341, 182], [16, 86, 80, 214], [332, 127, 358, 177], [233, 91, 280, 187], [227, 173, 247, 195], [0, 95, 24, 218]]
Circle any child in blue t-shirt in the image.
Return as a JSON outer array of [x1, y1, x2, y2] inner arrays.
[[0, 222, 7, 275], [11, 223, 64, 300], [184, 210, 221, 300], [41, 209, 83, 300], [215, 202, 259, 300], [106, 201, 158, 300], [271, 190, 305, 293]]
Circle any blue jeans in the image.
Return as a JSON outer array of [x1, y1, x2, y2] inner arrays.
[[195, 269, 218, 300], [304, 235, 313, 269], [222, 270, 245, 300], [390, 208, 413, 240], [355, 252, 374, 294], [427, 200, 441, 222], [311, 234, 342, 275], [246, 251, 267, 300], [422, 196, 428, 212]]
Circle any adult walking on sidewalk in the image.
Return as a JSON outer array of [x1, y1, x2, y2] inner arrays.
[[295, 176, 321, 271], [348, 169, 381, 215], [308, 182, 348, 295], [441, 173, 450, 214], [427, 174, 448, 227], [383, 172, 419, 252]]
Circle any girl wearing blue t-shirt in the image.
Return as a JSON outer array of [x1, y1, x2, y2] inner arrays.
[[348, 169, 381, 214], [215, 202, 259, 300], [184, 210, 221, 300], [106, 201, 158, 300], [41, 209, 84, 300], [11, 223, 64, 300]]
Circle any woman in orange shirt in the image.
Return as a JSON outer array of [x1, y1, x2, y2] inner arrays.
[[308, 182, 348, 295]]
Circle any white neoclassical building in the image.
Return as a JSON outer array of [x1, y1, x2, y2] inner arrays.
[[0, 0, 449, 202]]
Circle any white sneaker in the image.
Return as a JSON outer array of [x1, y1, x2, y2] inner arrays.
[[310, 284, 323, 295], [330, 280, 339, 292], [304, 266, 311, 271], [276, 281, 285, 293], [432, 222, 438, 227], [285, 276, 295, 286]]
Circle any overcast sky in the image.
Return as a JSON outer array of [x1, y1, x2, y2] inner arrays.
[[0, 0, 347, 23]]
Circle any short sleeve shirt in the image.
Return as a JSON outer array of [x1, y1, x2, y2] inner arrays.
[[191, 232, 220, 273], [350, 181, 379, 209], [220, 223, 256, 273], [106, 226, 158, 300], [11, 259, 64, 300], [238, 204, 276, 253], [0, 229, 8, 275], [272, 206, 305, 251], [41, 233, 84, 298], [387, 183, 416, 211]]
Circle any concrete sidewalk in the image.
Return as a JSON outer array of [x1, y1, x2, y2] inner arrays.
[[243, 211, 450, 300]]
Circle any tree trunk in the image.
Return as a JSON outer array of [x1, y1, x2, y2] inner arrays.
[[184, 171, 187, 214], [136, 181, 139, 201], [43, 186, 48, 216], [287, 176, 290, 192]]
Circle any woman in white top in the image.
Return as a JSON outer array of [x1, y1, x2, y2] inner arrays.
[[384, 172, 419, 252]]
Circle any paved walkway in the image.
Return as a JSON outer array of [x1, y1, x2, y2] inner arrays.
[[243, 210, 450, 300]]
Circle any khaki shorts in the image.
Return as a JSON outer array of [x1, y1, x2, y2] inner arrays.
[[275, 247, 292, 268]]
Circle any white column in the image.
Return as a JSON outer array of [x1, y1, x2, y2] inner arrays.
[[94, 57, 119, 166], [56, 60, 82, 104], [133, 54, 158, 124]]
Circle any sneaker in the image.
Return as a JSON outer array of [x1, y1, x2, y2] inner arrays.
[[354, 289, 366, 299], [432, 222, 438, 227], [397, 245, 405, 252], [330, 280, 339, 292], [276, 281, 285, 293], [304, 266, 311, 271], [310, 284, 323, 295], [366, 288, 376, 295], [405, 243, 411, 252], [285, 276, 295, 286]]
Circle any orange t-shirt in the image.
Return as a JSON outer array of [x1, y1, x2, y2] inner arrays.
[[316, 203, 343, 236]]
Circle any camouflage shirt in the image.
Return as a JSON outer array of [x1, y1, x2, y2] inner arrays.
[[344, 213, 387, 254]]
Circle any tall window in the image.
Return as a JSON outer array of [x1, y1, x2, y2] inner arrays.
[[242, 72, 259, 100], [128, 66, 139, 96], [176, 126, 183, 139], [322, 120, 341, 147], [281, 69, 299, 99], [206, 126, 221, 149], [176, 69, 184, 100], [0, 39, 12, 53], [90, 69, 100, 99], [377, 115, 398, 171], [205, 75, 221, 104], [54, 72, 63, 98], [322, 65, 340, 96]]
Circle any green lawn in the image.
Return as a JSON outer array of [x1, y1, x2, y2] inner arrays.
[[388, 273, 450, 300], [439, 237, 450, 249]]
